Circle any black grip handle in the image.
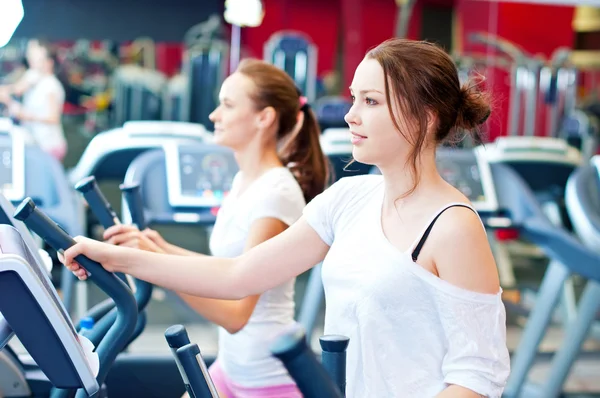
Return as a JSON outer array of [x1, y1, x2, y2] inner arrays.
[[165, 325, 194, 397], [13, 198, 138, 390], [75, 176, 119, 229], [270, 326, 344, 398], [320, 335, 349, 396], [176, 343, 219, 398], [165, 324, 191, 349], [74, 177, 132, 287], [118, 183, 153, 311], [120, 183, 147, 230]]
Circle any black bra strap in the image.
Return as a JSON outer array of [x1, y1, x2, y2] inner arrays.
[[411, 204, 476, 262]]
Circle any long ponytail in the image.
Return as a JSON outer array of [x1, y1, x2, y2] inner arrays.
[[278, 105, 328, 203], [236, 58, 328, 203]]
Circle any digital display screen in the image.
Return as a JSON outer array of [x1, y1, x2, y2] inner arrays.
[[166, 144, 238, 208], [0, 125, 24, 202], [0, 144, 13, 195], [316, 101, 351, 125], [436, 148, 498, 213], [179, 153, 234, 206]]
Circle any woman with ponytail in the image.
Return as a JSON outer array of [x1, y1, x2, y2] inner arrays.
[[101, 58, 327, 397]]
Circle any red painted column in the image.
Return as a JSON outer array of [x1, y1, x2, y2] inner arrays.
[[340, 0, 422, 93], [341, 0, 364, 91]]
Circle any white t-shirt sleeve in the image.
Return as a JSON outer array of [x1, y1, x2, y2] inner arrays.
[[435, 291, 511, 397], [248, 175, 305, 227], [302, 176, 365, 246]]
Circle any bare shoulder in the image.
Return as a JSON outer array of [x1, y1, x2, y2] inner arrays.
[[430, 205, 500, 295]]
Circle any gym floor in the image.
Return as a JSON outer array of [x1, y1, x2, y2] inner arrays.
[[12, 116, 600, 397]]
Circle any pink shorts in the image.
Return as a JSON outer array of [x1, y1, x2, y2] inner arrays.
[[208, 360, 303, 398]]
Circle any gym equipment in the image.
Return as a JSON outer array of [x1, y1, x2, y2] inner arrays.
[[73, 177, 154, 347], [11, 197, 186, 398], [120, 142, 237, 321], [270, 326, 344, 398], [314, 96, 352, 131], [165, 324, 219, 398], [162, 74, 187, 122], [469, 32, 544, 137], [481, 138, 581, 222], [13, 198, 139, 397], [517, 156, 600, 397], [319, 335, 350, 396], [0, 119, 85, 314], [485, 162, 600, 397], [0, 119, 25, 202], [119, 182, 147, 230], [480, 136, 583, 317], [68, 120, 212, 186], [560, 108, 600, 160], [75, 176, 120, 228], [0, 119, 84, 236], [0, 224, 99, 397], [0, 187, 184, 398], [540, 48, 578, 138], [121, 142, 237, 226], [111, 65, 166, 127], [165, 324, 195, 397], [183, 36, 228, 130], [0, 191, 50, 273], [264, 31, 317, 102], [175, 344, 218, 398]]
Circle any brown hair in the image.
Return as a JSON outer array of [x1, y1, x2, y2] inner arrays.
[[366, 38, 491, 196], [236, 59, 328, 202]]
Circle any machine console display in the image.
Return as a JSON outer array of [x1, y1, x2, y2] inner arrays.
[[0, 121, 25, 202], [436, 147, 499, 214], [165, 143, 238, 208]]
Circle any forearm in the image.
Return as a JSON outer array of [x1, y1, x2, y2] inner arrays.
[[115, 249, 243, 299], [109, 219, 325, 300], [162, 241, 207, 257], [435, 385, 484, 398], [177, 293, 249, 333]]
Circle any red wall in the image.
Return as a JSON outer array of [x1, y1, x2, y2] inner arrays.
[[150, 0, 579, 143], [340, 0, 422, 90], [241, 0, 341, 76], [456, 0, 576, 140]]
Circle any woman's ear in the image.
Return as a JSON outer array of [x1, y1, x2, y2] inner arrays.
[[257, 106, 277, 130]]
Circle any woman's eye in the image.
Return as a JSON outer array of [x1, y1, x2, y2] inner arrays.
[[365, 97, 377, 106]]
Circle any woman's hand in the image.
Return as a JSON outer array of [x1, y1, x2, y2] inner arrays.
[[141, 228, 169, 249], [103, 224, 164, 253], [60, 236, 124, 280]]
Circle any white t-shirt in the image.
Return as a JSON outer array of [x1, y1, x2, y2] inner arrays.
[[209, 167, 306, 387], [21, 70, 67, 153], [303, 175, 510, 397]]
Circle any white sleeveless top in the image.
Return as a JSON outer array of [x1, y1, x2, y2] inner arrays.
[[303, 175, 510, 397], [209, 167, 306, 387]]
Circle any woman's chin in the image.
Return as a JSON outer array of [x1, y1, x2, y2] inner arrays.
[[351, 147, 374, 166]]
